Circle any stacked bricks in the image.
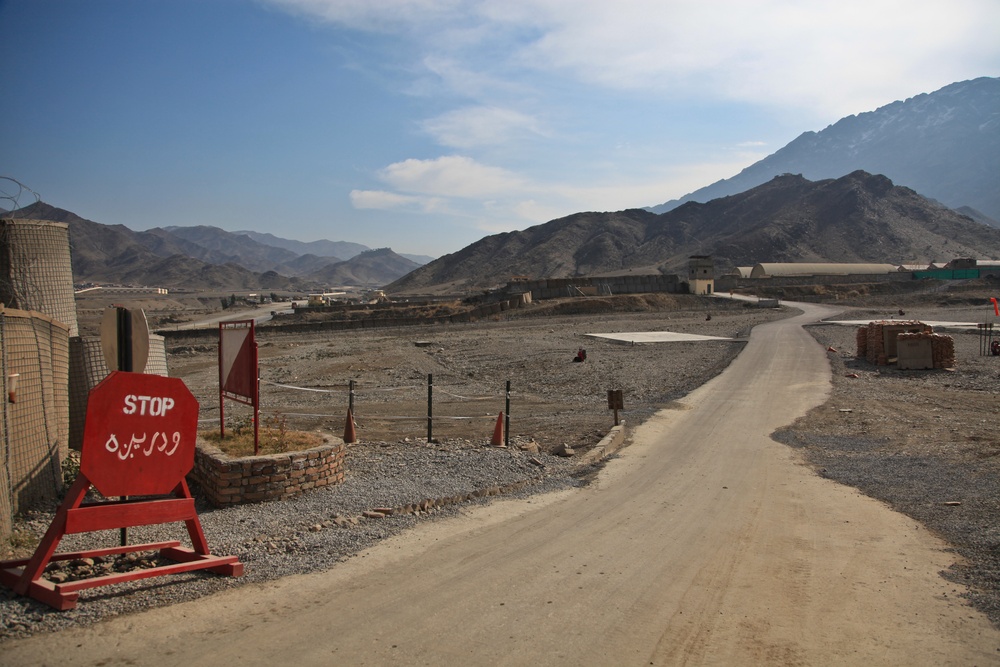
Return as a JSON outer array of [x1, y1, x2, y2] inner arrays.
[[190, 438, 346, 507], [861, 320, 931, 365], [897, 331, 956, 368], [854, 320, 954, 368]]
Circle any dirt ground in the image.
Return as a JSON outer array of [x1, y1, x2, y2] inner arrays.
[[6, 290, 999, 664], [75, 282, 1000, 628], [774, 298, 1000, 626], [165, 294, 781, 454]]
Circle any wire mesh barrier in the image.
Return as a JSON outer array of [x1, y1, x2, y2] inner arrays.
[[0, 214, 79, 542], [0, 220, 78, 337], [0, 308, 71, 540]]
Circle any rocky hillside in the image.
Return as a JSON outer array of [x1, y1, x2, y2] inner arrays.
[[304, 248, 421, 286], [3, 202, 420, 289], [158, 225, 308, 271], [649, 77, 1000, 223], [232, 230, 367, 261], [388, 171, 1000, 293]]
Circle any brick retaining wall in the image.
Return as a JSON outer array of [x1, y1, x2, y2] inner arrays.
[[190, 437, 346, 507]]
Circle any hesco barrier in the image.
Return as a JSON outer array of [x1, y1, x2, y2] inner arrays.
[[506, 274, 683, 300], [68, 333, 169, 451], [162, 293, 534, 343], [0, 219, 78, 337], [0, 307, 70, 542]]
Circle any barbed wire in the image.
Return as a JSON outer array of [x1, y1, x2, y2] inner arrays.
[[0, 176, 41, 214]]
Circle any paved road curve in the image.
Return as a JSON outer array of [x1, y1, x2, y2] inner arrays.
[[6, 302, 999, 665]]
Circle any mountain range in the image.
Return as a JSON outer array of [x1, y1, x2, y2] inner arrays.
[[2, 202, 424, 290], [648, 77, 1000, 222], [387, 170, 1000, 293], [4, 77, 996, 294]]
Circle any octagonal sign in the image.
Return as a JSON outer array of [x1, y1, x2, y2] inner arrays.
[[81, 371, 200, 497]]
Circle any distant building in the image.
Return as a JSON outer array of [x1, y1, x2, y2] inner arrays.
[[688, 256, 715, 294], [75, 286, 168, 296], [307, 291, 347, 307], [748, 263, 897, 278], [945, 258, 1000, 270]]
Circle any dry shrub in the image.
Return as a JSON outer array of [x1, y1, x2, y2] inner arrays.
[[199, 414, 325, 457]]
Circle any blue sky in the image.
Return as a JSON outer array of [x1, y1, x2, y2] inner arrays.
[[2, 0, 998, 257]]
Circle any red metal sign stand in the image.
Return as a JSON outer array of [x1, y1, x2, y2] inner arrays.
[[0, 476, 242, 610], [0, 371, 243, 610], [219, 320, 259, 453]]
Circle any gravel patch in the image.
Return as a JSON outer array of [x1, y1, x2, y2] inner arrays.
[[775, 305, 1000, 628], [0, 438, 582, 641]]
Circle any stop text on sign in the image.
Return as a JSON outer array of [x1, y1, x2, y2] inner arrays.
[[81, 371, 200, 497], [123, 394, 175, 416]]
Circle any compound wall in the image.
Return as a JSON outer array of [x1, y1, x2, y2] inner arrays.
[[508, 274, 683, 300]]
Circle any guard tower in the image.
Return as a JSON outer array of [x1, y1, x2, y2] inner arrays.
[[688, 256, 714, 295]]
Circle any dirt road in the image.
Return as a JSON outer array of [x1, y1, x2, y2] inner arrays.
[[5, 303, 999, 665]]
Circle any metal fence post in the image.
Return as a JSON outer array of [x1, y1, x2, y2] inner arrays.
[[505, 380, 511, 448], [427, 373, 433, 442]]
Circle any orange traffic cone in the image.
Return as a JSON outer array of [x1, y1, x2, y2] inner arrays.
[[344, 408, 357, 444], [491, 412, 505, 447]]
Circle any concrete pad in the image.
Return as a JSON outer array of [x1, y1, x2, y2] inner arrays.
[[586, 331, 734, 343]]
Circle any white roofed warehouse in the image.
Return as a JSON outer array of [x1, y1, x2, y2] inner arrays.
[[749, 263, 899, 279]]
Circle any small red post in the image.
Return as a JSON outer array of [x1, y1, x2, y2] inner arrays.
[[491, 412, 505, 447], [344, 408, 357, 444]]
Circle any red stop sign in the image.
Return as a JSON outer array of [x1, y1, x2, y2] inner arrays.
[[81, 371, 200, 497]]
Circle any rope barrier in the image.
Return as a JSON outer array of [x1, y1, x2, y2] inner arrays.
[[215, 376, 527, 446], [261, 380, 344, 393], [205, 412, 504, 423], [359, 414, 497, 421], [433, 388, 495, 401], [264, 412, 343, 418], [362, 385, 424, 393], [261, 378, 504, 398]]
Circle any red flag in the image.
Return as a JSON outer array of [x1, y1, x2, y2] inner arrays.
[[992, 297, 998, 317]]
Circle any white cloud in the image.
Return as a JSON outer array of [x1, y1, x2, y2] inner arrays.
[[511, 199, 568, 224], [354, 149, 765, 224], [377, 155, 528, 198], [267, 0, 1000, 117], [349, 189, 445, 212], [547, 154, 769, 212], [421, 106, 546, 148], [270, 0, 998, 245], [504, 0, 1000, 117], [263, 0, 468, 31]]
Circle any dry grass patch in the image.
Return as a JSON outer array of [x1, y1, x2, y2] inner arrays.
[[199, 414, 325, 457]]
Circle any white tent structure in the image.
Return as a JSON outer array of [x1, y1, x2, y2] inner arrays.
[[749, 263, 898, 278]]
